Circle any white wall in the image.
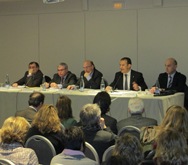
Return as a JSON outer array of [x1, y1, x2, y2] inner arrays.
[[0, 0, 188, 87]]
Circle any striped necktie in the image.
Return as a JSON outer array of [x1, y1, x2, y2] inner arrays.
[[168, 76, 172, 88], [124, 74, 128, 90]]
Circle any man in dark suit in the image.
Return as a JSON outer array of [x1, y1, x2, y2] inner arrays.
[[67, 60, 103, 89], [12, 61, 43, 87], [46, 62, 77, 89], [117, 97, 157, 131], [106, 57, 148, 91], [15, 92, 45, 124], [150, 58, 186, 93]]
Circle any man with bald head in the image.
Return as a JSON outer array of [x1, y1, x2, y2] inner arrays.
[[150, 58, 186, 93], [67, 60, 103, 89]]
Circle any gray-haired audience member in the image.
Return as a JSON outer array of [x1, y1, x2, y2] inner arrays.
[[50, 126, 99, 165], [117, 97, 157, 131], [47, 62, 77, 88], [15, 91, 45, 124], [80, 103, 116, 163]]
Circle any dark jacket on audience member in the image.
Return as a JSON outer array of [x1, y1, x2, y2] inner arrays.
[[25, 126, 64, 154]]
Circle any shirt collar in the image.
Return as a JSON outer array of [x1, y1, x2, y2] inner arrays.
[[63, 149, 85, 156]]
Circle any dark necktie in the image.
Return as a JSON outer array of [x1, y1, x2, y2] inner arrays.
[[125, 74, 128, 90], [168, 76, 172, 88]]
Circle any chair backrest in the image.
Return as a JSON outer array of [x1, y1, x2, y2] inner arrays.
[[84, 142, 100, 164], [25, 135, 56, 165], [102, 145, 115, 162], [118, 125, 141, 139], [0, 158, 15, 165]]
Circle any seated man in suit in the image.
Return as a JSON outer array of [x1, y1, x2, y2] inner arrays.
[[15, 92, 45, 124], [67, 60, 103, 89], [117, 97, 157, 131], [46, 62, 77, 89], [150, 58, 186, 93], [12, 61, 43, 87], [106, 57, 148, 91]]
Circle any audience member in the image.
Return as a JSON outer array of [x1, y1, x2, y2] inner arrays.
[[46, 62, 77, 89], [12, 61, 43, 87], [141, 105, 188, 152], [51, 126, 99, 165], [117, 97, 157, 131], [67, 60, 103, 89], [0, 116, 38, 165], [150, 58, 186, 93], [25, 104, 64, 154], [56, 95, 77, 128], [154, 128, 188, 165], [93, 91, 117, 134], [103, 133, 143, 165], [106, 57, 148, 91], [15, 92, 45, 124], [80, 103, 116, 163]]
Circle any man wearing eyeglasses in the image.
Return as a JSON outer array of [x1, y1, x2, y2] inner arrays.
[[12, 61, 43, 87], [67, 60, 103, 89], [47, 62, 77, 89]]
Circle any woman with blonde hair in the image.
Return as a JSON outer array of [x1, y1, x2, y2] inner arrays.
[[0, 116, 38, 165], [25, 104, 64, 154], [56, 95, 77, 128]]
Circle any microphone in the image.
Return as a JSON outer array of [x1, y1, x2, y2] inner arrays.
[[113, 76, 121, 90]]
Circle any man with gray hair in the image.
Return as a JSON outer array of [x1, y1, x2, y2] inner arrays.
[[80, 103, 116, 163], [47, 62, 77, 88], [117, 97, 157, 131]]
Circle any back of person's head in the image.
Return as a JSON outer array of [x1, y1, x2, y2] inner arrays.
[[154, 128, 188, 165], [56, 95, 73, 120], [112, 133, 143, 165], [93, 91, 111, 114], [106, 155, 131, 165], [161, 105, 188, 138], [62, 126, 85, 151], [128, 97, 144, 115], [28, 92, 45, 108], [32, 104, 61, 134], [80, 103, 101, 127], [0, 116, 30, 144]]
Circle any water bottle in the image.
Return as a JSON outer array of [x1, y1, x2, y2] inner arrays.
[[5, 74, 10, 88], [79, 76, 85, 92], [41, 75, 46, 91], [100, 77, 105, 91]]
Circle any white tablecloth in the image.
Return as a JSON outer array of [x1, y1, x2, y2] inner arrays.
[[0, 87, 184, 126]]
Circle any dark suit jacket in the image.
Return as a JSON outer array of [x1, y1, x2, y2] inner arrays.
[[50, 71, 77, 88], [77, 68, 103, 89], [15, 107, 37, 124], [15, 70, 43, 87], [82, 127, 116, 163], [117, 114, 158, 131], [157, 71, 186, 92], [25, 126, 64, 154], [101, 114, 118, 134], [110, 70, 148, 91]]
